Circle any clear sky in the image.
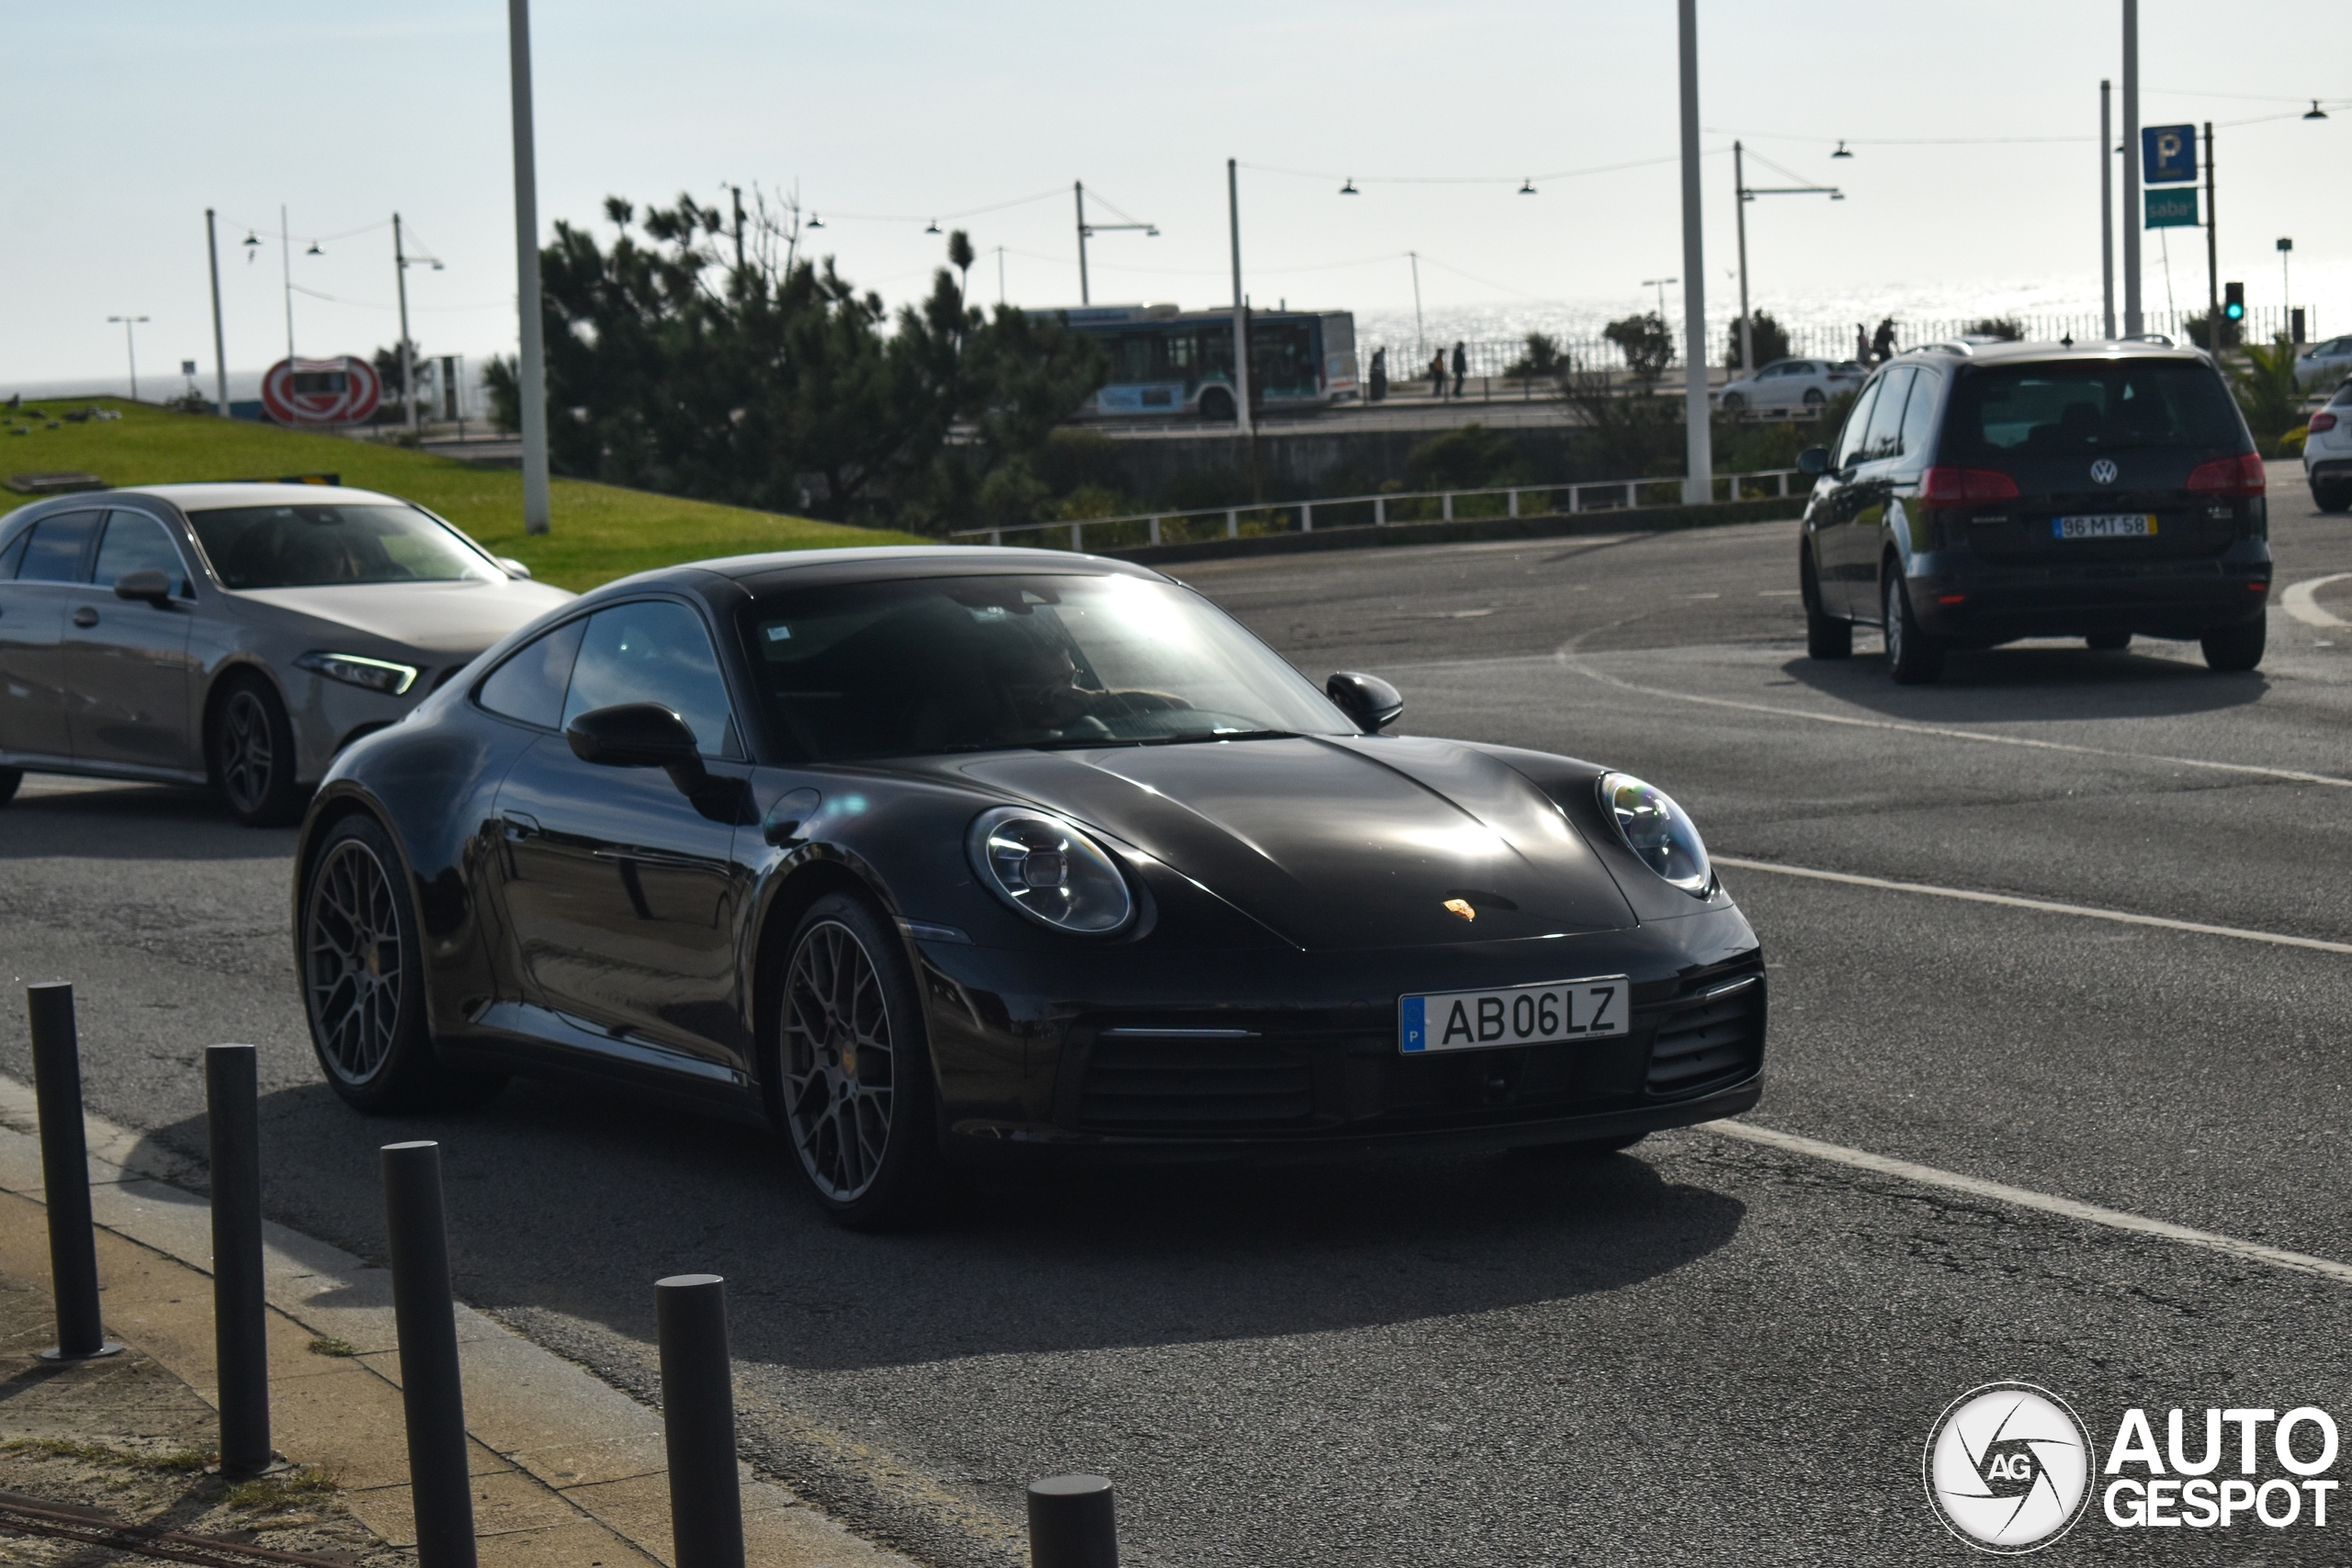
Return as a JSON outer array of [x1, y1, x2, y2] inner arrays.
[[5, 1, 2346, 389]]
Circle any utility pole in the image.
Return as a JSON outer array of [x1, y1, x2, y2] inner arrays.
[[1734, 142, 1752, 376], [1409, 252, 1424, 364], [508, 0, 551, 535], [2278, 235, 2293, 335], [2121, 0, 2142, 335], [1074, 182, 1090, 305], [107, 316, 150, 400], [393, 214, 419, 436], [2204, 122, 2219, 353], [2100, 81, 2117, 339], [279, 204, 296, 362], [1227, 159, 1252, 439], [1676, 0, 1711, 505], [205, 209, 230, 417]]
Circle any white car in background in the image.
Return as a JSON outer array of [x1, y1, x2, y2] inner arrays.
[[2304, 378, 2352, 513], [2296, 336, 2352, 390], [1713, 357, 1864, 416]]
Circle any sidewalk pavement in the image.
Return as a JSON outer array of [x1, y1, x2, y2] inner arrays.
[[0, 1074, 922, 1568]]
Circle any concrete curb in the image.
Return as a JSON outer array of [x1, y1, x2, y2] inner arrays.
[[1096, 494, 1805, 567], [0, 1072, 922, 1568]]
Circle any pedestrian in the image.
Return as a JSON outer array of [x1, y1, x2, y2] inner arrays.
[[1430, 350, 1448, 400], [1452, 341, 1467, 398], [1854, 322, 1871, 364], [1369, 346, 1387, 403], [1871, 318, 1897, 365]]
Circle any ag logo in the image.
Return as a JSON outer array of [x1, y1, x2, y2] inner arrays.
[[1924, 1382, 2094, 1553], [2089, 458, 2120, 486]]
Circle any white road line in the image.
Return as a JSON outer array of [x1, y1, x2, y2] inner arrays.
[[1562, 657, 2352, 790], [2285, 573, 2351, 628], [1714, 855, 2352, 955], [1708, 1120, 2352, 1287]]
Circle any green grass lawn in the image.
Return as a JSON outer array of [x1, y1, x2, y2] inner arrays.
[[0, 398, 919, 591]]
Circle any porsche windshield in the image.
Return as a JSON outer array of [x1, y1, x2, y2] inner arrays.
[[186, 503, 497, 589], [740, 572, 1352, 761]]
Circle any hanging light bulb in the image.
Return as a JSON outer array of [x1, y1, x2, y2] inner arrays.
[[1831, 141, 1854, 159], [306, 241, 323, 256], [1339, 178, 1359, 196], [1519, 178, 1537, 195], [2306, 99, 2330, 120], [807, 212, 823, 229], [242, 231, 260, 265], [925, 219, 941, 233]]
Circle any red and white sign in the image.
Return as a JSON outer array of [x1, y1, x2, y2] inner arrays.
[[260, 356, 381, 425]]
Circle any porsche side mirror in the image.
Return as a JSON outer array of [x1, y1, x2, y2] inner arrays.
[[566, 703, 706, 787], [1797, 446, 1831, 477], [112, 569, 174, 605], [1327, 671, 1404, 733]]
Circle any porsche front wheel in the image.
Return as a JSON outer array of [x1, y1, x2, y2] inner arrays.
[[775, 893, 943, 1229]]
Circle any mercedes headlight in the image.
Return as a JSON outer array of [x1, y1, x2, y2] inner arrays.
[[296, 650, 419, 695], [1598, 773, 1713, 896], [968, 807, 1135, 934]]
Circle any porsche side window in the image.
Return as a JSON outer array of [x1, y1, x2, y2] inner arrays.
[[562, 600, 741, 760], [477, 617, 586, 730]]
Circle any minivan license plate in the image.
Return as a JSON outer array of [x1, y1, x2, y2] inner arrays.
[[2052, 513, 2155, 539], [1399, 976, 1628, 1054]]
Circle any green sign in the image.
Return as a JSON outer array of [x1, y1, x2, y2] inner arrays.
[[2145, 188, 2199, 229]]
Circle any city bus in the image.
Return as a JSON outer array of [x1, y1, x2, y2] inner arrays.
[[1033, 304, 1359, 421]]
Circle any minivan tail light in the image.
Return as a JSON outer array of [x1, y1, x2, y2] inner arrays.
[[2185, 452, 2267, 497], [2311, 412, 2339, 434], [1921, 467, 2020, 503]]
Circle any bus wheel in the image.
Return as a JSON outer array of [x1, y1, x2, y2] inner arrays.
[[1198, 387, 1237, 423]]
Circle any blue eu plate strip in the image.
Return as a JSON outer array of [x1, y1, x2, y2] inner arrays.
[[1398, 995, 1427, 1053]]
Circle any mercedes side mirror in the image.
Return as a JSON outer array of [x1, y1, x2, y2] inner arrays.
[[1797, 446, 1831, 478], [112, 569, 174, 605], [497, 557, 534, 580], [1327, 671, 1404, 733], [566, 703, 706, 789]]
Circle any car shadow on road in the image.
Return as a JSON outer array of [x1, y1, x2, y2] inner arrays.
[[1781, 645, 2268, 722], [0, 782, 286, 861], [125, 1076, 1746, 1373]]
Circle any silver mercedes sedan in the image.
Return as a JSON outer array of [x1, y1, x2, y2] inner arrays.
[[0, 482, 572, 824]]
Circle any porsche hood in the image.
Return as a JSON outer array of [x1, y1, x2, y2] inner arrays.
[[956, 735, 1637, 951]]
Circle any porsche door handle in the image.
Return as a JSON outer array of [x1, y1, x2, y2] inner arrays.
[[71, 607, 99, 627]]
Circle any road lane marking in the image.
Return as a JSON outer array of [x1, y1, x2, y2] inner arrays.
[[1715, 855, 2352, 956], [1562, 657, 2352, 790], [1709, 1119, 2352, 1287], [2285, 573, 2351, 628]]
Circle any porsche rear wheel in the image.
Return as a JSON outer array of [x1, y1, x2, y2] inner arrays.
[[775, 894, 942, 1229]]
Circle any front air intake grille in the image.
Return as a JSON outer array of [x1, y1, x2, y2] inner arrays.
[[1643, 970, 1765, 1098], [1078, 1036, 1316, 1131]]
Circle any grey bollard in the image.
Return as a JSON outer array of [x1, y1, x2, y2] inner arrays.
[[206, 1044, 273, 1475], [381, 1141, 477, 1568], [656, 1274, 744, 1568], [26, 984, 120, 1361], [1028, 1474, 1117, 1568]]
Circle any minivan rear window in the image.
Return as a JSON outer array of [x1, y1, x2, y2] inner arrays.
[[1943, 361, 2243, 458]]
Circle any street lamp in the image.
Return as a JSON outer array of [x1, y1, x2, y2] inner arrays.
[[1641, 277, 1678, 319], [1073, 181, 1156, 307], [1731, 141, 1843, 377], [107, 315, 150, 401]]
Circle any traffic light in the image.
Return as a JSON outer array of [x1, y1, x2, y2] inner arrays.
[[2224, 281, 2245, 322]]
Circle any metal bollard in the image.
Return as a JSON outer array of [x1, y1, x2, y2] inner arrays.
[[656, 1274, 744, 1568], [206, 1044, 273, 1475], [26, 984, 120, 1362], [1027, 1474, 1117, 1568], [381, 1141, 477, 1568]]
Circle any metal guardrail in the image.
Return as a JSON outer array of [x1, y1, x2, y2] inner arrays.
[[953, 468, 1805, 552]]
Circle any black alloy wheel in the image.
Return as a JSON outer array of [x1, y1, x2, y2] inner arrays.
[[210, 675, 303, 827], [776, 893, 941, 1228], [2200, 615, 2267, 673], [301, 815, 504, 1112], [1802, 548, 1851, 660], [1721, 392, 1747, 413], [1803, 388, 1826, 408], [1883, 572, 1946, 685], [2086, 631, 2132, 651], [0, 768, 20, 808]]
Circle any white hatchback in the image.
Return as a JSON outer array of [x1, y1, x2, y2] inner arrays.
[[2303, 378, 2352, 513], [1714, 357, 1864, 415]]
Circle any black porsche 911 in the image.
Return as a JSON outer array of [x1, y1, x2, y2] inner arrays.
[[293, 547, 1765, 1225]]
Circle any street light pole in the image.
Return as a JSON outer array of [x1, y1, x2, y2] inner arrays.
[[1734, 142, 1752, 376], [1677, 0, 1710, 505], [1227, 157, 1252, 439], [1074, 182, 1090, 306], [508, 0, 551, 535], [2121, 0, 2142, 335], [2203, 122, 2218, 352], [2100, 81, 2116, 339], [205, 209, 231, 418], [107, 316, 150, 401], [1409, 252, 1424, 364], [393, 213, 418, 437], [279, 204, 296, 362], [2278, 236, 2293, 336]]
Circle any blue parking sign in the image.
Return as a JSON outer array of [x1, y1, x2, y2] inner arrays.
[[2143, 124, 2197, 184]]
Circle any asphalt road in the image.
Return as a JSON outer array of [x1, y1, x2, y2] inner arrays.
[[5, 465, 2351, 1564]]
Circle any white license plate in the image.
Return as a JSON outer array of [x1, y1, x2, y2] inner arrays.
[[2052, 513, 2156, 539], [1399, 976, 1629, 1055]]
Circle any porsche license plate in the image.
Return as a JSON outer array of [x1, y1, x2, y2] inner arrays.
[[2052, 513, 2155, 539], [1399, 976, 1629, 1055]]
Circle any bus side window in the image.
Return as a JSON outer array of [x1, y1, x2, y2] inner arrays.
[[1168, 335, 1192, 369]]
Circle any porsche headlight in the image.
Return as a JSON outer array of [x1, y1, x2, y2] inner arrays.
[[968, 807, 1135, 934], [1598, 773, 1713, 896]]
